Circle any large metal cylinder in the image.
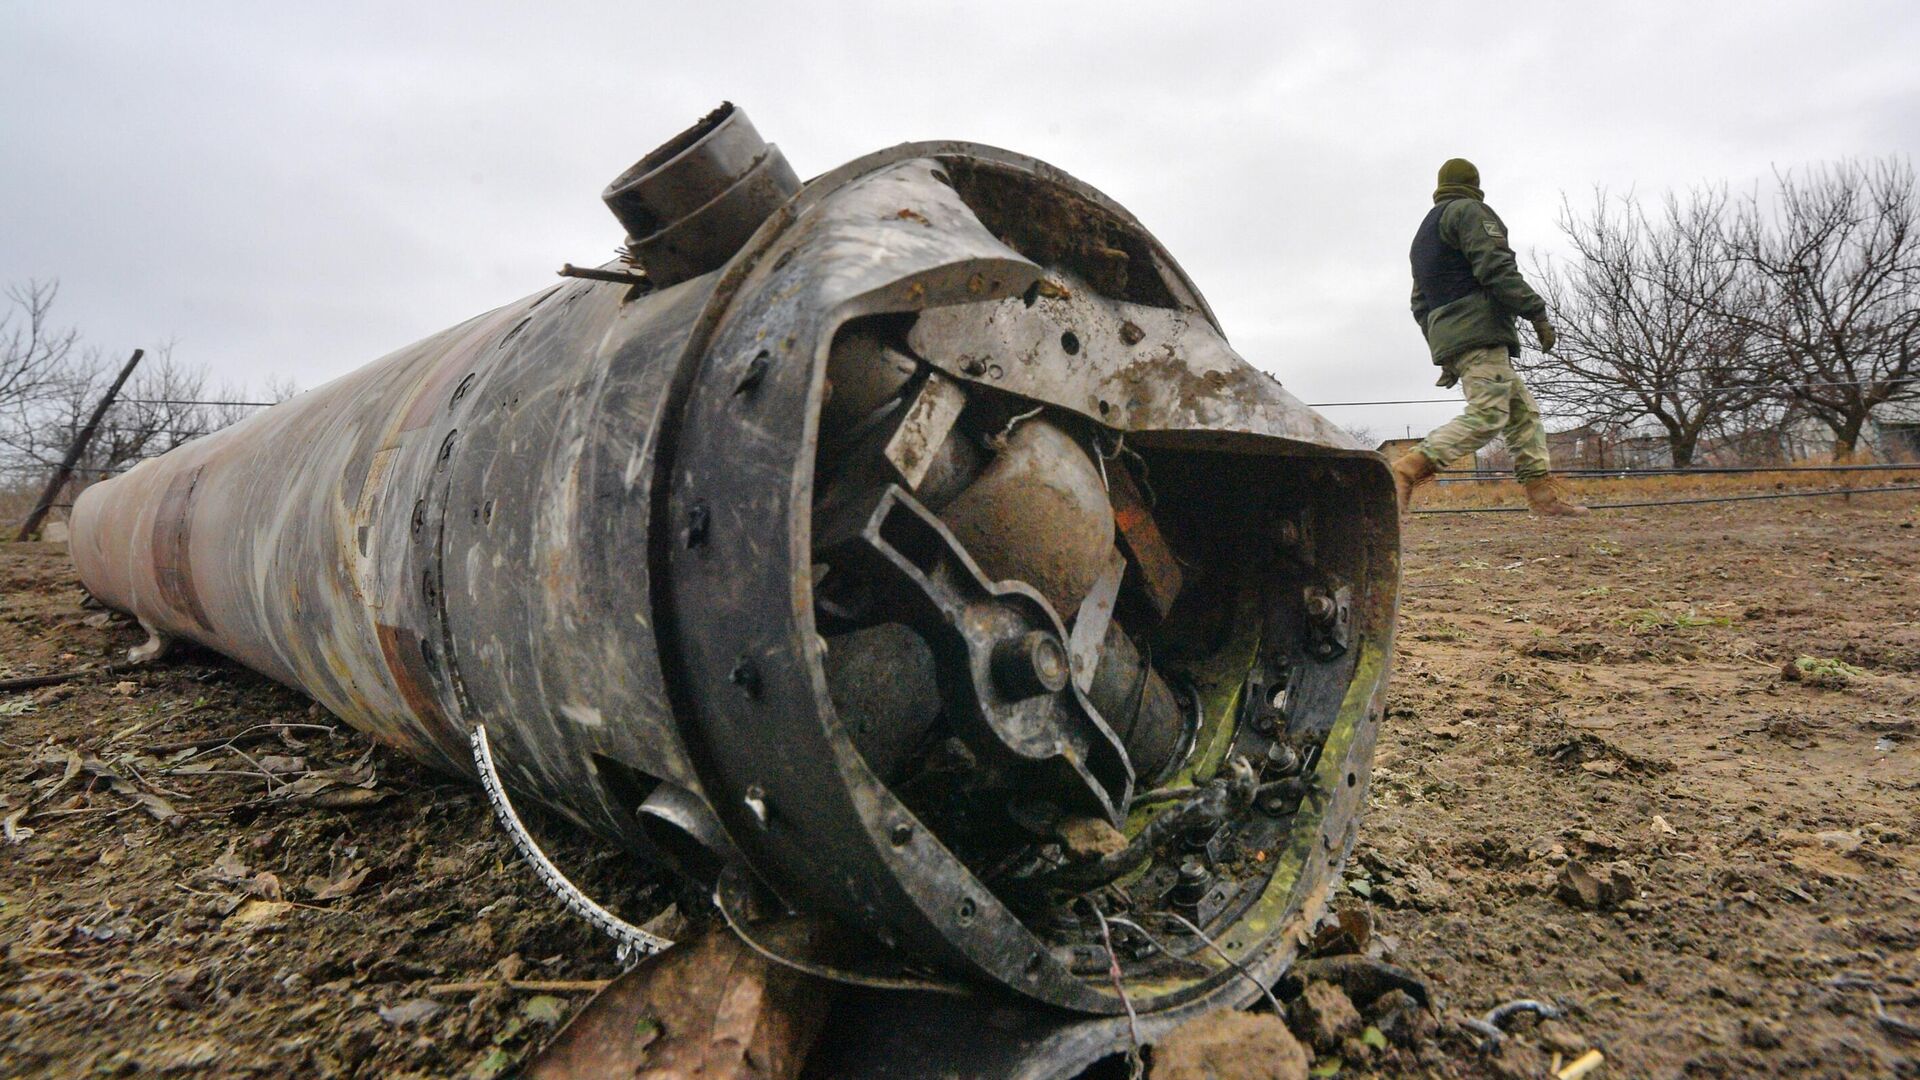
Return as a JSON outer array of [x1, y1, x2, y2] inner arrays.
[[71, 110, 1400, 1028]]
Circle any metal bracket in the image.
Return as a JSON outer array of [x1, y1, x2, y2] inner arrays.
[[471, 725, 673, 964], [1304, 583, 1351, 661], [822, 485, 1134, 826]]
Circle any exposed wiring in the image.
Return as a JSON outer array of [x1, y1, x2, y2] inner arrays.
[[1089, 900, 1145, 1080], [711, 866, 971, 996], [1160, 911, 1285, 1015]]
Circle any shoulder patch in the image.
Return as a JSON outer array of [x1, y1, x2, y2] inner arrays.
[[1483, 221, 1504, 238]]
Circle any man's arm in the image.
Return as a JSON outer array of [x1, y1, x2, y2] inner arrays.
[[1442, 201, 1547, 319], [1410, 279, 1430, 328]]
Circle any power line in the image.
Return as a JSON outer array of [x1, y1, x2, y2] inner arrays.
[[119, 398, 277, 408], [1413, 482, 1920, 514]]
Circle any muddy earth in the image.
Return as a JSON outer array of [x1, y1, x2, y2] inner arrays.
[[3, 490, 1917, 1078]]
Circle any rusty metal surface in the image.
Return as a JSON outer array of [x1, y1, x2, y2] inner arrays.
[[69, 122, 1401, 1033]]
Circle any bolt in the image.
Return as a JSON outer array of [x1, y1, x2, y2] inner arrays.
[[744, 784, 769, 829], [1266, 742, 1301, 774], [959, 356, 987, 376], [1171, 860, 1211, 908], [1306, 592, 1337, 623], [1181, 822, 1219, 853], [889, 821, 914, 846], [991, 630, 1070, 699]]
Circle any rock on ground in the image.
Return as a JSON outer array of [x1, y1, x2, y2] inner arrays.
[[1152, 1009, 1308, 1080]]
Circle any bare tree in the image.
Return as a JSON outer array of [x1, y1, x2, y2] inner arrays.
[[6, 348, 293, 488], [0, 280, 77, 416], [0, 282, 298, 513], [1526, 187, 1765, 467], [1730, 158, 1920, 458]]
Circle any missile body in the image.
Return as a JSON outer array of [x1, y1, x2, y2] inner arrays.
[[72, 107, 1399, 1025]]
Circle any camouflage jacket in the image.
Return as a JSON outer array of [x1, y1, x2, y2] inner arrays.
[[1409, 198, 1547, 365]]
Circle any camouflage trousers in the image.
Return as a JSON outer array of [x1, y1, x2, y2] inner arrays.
[[1418, 346, 1551, 482]]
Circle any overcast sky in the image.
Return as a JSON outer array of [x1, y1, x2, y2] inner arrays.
[[4, 2, 1917, 442]]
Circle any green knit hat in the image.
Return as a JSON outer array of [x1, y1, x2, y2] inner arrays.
[[1434, 158, 1484, 202], [1437, 158, 1480, 188]]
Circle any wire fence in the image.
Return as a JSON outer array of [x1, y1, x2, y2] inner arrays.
[[1305, 374, 1920, 409], [10, 381, 1920, 519], [1414, 482, 1920, 514]]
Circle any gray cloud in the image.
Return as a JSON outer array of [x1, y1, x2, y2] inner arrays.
[[4, 1, 1915, 439]]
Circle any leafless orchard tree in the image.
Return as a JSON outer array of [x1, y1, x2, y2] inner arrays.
[[1729, 157, 1920, 458], [1526, 188, 1766, 468], [1, 281, 295, 509], [0, 281, 78, 417]]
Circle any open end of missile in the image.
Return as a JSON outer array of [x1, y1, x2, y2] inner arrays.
[[796, 162, 1392, 1007]]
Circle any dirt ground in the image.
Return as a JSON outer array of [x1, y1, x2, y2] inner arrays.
[[3, 489, 1918, 1078]]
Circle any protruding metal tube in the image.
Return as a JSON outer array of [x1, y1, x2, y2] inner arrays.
[[601, 102, 800, 286]]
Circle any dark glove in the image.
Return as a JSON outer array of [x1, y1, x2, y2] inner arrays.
[[1434, 367, 1459, 389], [1530, 317, 1557, 353]]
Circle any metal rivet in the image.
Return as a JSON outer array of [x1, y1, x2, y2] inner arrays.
[[744, 784, 769, 829], [889, 821, 914, 846]]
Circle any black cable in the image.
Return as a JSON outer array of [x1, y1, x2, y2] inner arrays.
[[1413, 482, 1920, 514]]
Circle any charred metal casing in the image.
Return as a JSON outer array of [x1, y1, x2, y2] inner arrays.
[[71, 112, 1399, 1028]]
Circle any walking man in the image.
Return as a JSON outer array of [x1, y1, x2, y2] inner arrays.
[[1391, 158, 1586, 517]]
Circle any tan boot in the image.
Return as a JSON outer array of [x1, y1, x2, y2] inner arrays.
[[1524, 476, 1589, 517], [1390, 451, 1438, 516]]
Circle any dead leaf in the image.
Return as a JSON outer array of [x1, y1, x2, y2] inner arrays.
[[3, 805, 34, 844], [111, 680, 139, 696], [305, 865, 370, 902], [1579, 760, 1621, 777], [522, 995, 567, 1024], [228, 899, 291, 925], [211, 839, 249, 881], [378, 999, 443, 1027], [253, 755, 307, 776], [305, 787, 389, 810]]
